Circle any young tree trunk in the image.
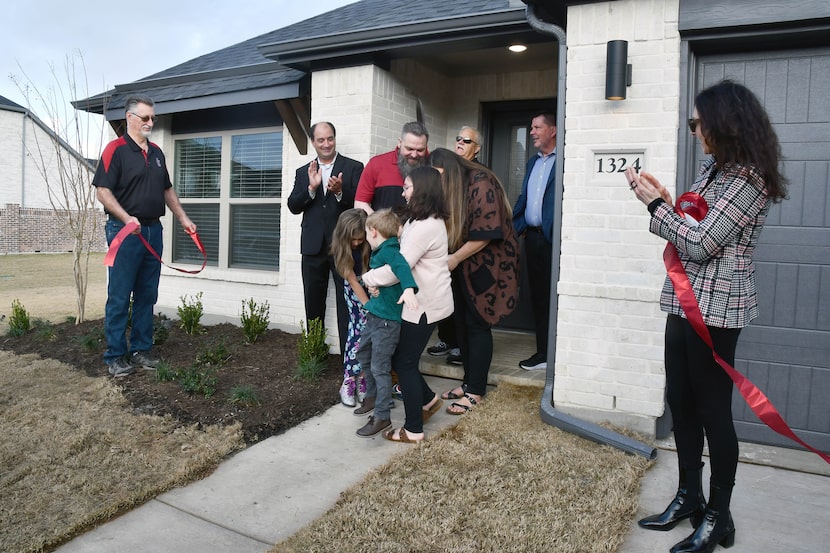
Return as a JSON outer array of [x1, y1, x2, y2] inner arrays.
[[12, 52, 105, 325]]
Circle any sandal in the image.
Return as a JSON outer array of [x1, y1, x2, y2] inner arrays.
[[422, 397, 443, 423], [383, 427, 423, 443], [440, 383, 467, 400], [447, 393, 479, 415]]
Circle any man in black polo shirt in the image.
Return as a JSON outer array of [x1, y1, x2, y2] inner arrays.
[[93, 94, 195, 377]]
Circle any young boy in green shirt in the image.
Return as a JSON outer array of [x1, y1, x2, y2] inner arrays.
[[355, 209, 418, 437]]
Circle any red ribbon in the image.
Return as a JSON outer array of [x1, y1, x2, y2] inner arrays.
[[104, 221, 207, 274], [665, 194, 829, 463]]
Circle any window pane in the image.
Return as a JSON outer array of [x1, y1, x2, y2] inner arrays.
[[230, 204, 279, 269], [175, 138, 221, 198], [172, 204, 219, 266], [231, 133, 282, 198]]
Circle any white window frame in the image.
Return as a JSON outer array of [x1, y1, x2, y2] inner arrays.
[[169, 126, 284, 285]]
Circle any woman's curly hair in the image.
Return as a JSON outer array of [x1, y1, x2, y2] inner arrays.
[[695, 80, 788, 201]]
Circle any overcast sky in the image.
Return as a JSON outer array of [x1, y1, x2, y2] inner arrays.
[[2, 0, 356, 152]]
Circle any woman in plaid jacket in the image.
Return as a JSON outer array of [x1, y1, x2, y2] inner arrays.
[[625, 80, 788, 553]]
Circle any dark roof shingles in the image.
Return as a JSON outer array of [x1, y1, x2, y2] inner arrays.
[[142, 0, 512, 81]]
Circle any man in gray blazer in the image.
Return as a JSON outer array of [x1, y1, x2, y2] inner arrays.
[[288, 121, 364, 354]]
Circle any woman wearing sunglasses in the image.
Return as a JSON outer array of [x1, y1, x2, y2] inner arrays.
[[625, 80, 788, 553]]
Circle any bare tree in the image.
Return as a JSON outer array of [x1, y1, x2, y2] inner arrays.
[[11, 51, 106, 324]]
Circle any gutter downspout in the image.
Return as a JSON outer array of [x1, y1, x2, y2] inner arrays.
[[21, 111, 28, 207], [525, 4, 656, 460]]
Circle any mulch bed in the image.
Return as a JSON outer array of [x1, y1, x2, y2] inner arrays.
[[0, 317, 343, 444]]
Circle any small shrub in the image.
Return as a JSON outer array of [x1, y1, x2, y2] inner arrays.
[[196, 340, 230, 368], [177, 292, 204, 335], [228, 385, 260, 407], [296, 357, 327, 382], [179, 364, 218, 397], [154, 362, 178, 383], [153, 315, 171, 345], [77, 325, 105, 352], [32, 319, 55, 341], [298, 318, 328, 364], [240, 298, 270, 344], [7, 299, 31, 336]]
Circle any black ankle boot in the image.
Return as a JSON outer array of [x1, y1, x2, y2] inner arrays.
[[638, 464, 706, 531], [670, 484, 736, 553]]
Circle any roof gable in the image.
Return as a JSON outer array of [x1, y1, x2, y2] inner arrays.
[[0, 95, 26, 112]]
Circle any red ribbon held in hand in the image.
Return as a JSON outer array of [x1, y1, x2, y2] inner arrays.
[[104, 221, 207, 274], [665, 192, 829, 464]]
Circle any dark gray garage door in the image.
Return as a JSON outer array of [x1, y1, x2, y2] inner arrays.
[[695, 48, 830, 452]]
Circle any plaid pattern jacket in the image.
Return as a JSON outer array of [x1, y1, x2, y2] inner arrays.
[[650, 158, 772, 328]]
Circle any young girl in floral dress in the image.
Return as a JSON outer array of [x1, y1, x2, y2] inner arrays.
[[331, 208, 371, 407]]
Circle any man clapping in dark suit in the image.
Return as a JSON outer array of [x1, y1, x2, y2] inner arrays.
[[288, 121, 364, 354]]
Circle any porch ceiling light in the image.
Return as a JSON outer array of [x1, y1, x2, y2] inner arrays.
[[508, 43, 527, 53]]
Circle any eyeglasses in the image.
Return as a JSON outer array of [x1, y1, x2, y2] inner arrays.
[[687, 118, 700, 133], [130, 112, 158, 124], [456, 136, 477, 145]]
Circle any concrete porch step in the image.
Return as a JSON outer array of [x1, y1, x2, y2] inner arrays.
[[418, 328, 546, 389]]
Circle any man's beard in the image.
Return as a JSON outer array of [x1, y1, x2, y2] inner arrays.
[[397, 153, 427, 179]]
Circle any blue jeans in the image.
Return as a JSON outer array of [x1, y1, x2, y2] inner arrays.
[[356, 313, 400, 422], [104, 220, 163, 364]]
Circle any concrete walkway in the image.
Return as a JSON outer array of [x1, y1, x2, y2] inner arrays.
[[56, 373, 829, 552], [55, 329, 830, 552]]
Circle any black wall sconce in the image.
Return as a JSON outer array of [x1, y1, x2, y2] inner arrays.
[[605, 40, 632, 100]]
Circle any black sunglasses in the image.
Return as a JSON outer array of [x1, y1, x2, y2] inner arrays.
[[130, 111, 158, 124], [687, 118, 700, 133], [455, 136, 477, 144]]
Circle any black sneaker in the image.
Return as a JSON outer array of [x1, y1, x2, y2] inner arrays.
[[131, 351, 160, 370], [427, 340, 450, 356], [107, 358, 136, 377], [519, 353, 547, 371], [446, 348, 463, 365]]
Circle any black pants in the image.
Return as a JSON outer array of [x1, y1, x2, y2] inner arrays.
[[301, 251, 349, 355], [434, 270, 460, 348], [665, 314, 741, 488], [393, 314, 437, 434], [452, 275, 493, 397], [525, 229, 552, 356]]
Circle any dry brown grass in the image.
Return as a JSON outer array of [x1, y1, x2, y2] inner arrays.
[[271, 384, 652, 553], [0, 252, 107, 334], [0, 351, 244, 553]]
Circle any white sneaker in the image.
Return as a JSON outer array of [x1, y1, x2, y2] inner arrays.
[[339, 379, 356, 407]]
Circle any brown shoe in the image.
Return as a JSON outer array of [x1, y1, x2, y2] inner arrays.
[[422, 397, 443, 423], [353, 396, 375, 416], [356, 416, 391, 438]]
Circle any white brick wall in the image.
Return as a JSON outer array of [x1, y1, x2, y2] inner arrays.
[[0, 109, 90, 210], [555, 0, 681, 434]]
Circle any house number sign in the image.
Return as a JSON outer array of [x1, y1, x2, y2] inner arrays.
[[593, 151, 644, 175]]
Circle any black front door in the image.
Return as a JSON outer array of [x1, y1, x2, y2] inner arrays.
[[483, 99, 556, 331]]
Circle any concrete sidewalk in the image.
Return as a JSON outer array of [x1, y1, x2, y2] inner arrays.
[[56, 370, 830, 553]]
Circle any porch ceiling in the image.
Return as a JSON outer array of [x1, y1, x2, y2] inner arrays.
[[416, 41, 558, 77]]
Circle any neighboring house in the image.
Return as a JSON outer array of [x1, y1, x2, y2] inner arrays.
[[0, 95, 104, 253], [77, 0, 830, 452]]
